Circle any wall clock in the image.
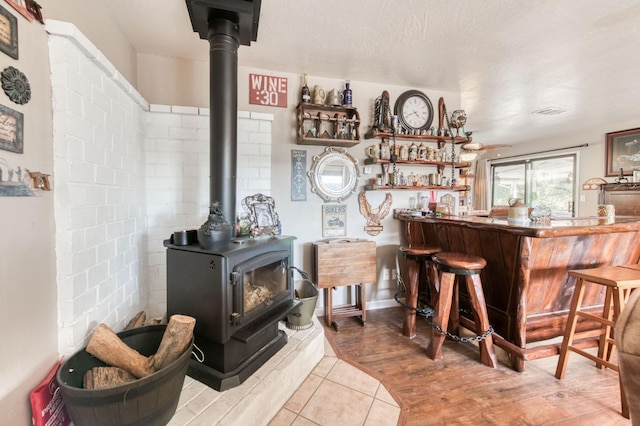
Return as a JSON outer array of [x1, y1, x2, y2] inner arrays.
[[393, 90, 434, 133]]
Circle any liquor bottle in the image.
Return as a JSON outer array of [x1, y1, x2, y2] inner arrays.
[[301, 74, 311, 103], [343, 80, 352, 106]]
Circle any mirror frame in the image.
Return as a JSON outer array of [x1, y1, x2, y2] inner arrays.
[[307, 147, 361, 203]]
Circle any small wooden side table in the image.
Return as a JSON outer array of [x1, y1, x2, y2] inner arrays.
[[313, 239, 376, 330]]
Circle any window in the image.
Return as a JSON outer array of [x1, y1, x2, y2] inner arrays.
[[491, 153, 577, 218]]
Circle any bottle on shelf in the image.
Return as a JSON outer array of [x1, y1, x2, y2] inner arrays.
[[301, 73, 311, 103], [343, 80, 352, 107]]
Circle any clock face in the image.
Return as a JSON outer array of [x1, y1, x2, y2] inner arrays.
[[394, 90, 434, 132]]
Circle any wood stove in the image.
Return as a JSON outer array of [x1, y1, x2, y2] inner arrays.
[[166, 235, 298, 391], [165, 0, 299, 391]]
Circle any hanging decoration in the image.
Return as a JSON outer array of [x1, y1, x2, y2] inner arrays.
[[1, 66, 31, 105], [439, 97, 467, 189]]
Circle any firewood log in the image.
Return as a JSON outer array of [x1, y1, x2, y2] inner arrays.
[[149, 314, 196, 370], [86, 323, 155, 378], [84, 367, 136, 389], [85, 315, 196, 380], [124, 311, 146, 330]]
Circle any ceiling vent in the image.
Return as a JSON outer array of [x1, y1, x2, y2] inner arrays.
[[531, 107, 568, 116]]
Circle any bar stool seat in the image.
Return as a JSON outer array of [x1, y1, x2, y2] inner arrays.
[[426, 252, 497, 368], [399, 245, 440, 338], [555, 265, 640, 419]]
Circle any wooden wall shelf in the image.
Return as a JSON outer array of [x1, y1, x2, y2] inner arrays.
[[370, 132, 470, 145], [364, 157, 470, 168], [297, 103, 360, 147], [364, 184, 469, 191]]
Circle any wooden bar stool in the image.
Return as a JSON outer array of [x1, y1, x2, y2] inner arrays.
[[555, 265, 640, 419], [399, 245, 441, 338], [426, 252, 498, 368]]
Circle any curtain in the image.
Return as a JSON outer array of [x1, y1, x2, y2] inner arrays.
[[473, 158, 489, 211]]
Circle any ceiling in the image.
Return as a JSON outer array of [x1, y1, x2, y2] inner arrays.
[[102, 0, 640, 147]]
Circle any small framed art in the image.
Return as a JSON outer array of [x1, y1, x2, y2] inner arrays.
[[0, 103, 24, 153], [0, 5, 18, 59], [605, 127, 640, 177]]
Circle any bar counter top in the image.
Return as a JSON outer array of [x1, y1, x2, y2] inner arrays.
[[396, 211, 640, 238]]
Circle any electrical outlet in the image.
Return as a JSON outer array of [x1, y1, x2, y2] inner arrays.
[[391, 269, 397, 280], [381, 268, 390, 280]]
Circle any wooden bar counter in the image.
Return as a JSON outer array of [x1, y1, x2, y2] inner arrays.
[[397, 212, 640, 371]]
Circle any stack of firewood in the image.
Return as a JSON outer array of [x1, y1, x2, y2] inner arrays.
[[83, 313, 195, 389]]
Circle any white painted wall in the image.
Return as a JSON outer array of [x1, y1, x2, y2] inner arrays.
[[0, 9, 58, 424], [39, 0, 137, 84]]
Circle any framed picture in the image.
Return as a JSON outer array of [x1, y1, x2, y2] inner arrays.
[[605, 127, 640, 177], [0, 103, 23, 153], [241, 193, 281, 237], [0, 4, 18, 59], [5, 0, 33, 21], [322, 204, 347, 237]]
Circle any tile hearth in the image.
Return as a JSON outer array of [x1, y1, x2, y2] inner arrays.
[[167, 317, 401, 425]]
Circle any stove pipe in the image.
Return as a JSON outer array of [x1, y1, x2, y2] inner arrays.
[[208, 19, 238, 235], [186, 0, 261, 243]]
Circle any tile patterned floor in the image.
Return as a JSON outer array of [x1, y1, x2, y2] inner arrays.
[[168, 318, 400, 425], [268, 339, 401, 426]]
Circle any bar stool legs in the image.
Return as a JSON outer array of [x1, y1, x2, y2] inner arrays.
[[426, 252, 497, 368], [425, 268, 455, 360], [555, 265, 640, 419], [399, 246, 440, 338]]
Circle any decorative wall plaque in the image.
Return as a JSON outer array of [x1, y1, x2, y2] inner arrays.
[[249, 73, 287, 108], [0, 103, 23, 153], [1, 66, 31, 104], [322, 204, 347, 237], [358, 191, 392, 236], [5, 0, 33, 21], [0, 4, 18, 59], [291, 149, 306, 201]]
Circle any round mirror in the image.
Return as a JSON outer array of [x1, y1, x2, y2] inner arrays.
[[308, 147, 360, 203]]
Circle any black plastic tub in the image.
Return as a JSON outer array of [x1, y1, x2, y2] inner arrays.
[[57, 325, 192, 426]]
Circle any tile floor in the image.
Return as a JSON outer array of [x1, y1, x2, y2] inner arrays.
[[168, 317, 401, 425], [268, 339, 401, 425]]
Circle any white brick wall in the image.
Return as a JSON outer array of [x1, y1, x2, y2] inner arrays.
[[48, 21, 273, 354], [145, 108, 273, 316], [50, 27, 149, 356]]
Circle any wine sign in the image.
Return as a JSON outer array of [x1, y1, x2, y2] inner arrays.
[[249, 73, 288, 108]]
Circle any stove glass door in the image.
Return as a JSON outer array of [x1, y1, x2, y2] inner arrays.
[[234, 250, 290, 317]]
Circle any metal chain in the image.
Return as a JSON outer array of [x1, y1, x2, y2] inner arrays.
[[441, 104, 456, 189], [390, 115, 398, 186], [394, 290, 494, 343]]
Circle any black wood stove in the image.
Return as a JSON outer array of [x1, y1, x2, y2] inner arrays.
[[166, 235, 298, 391], [166, 0, 298, 391]]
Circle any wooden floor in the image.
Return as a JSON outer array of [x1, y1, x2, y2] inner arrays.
[[322, 306, 631, 426]]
